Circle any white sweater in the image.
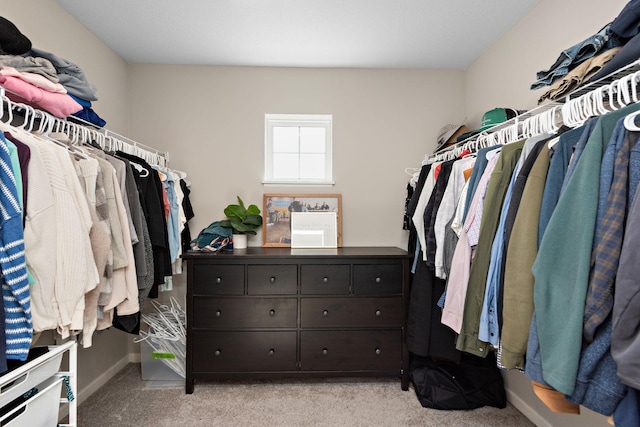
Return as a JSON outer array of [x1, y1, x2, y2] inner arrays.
[[17, 133, 58, 333]]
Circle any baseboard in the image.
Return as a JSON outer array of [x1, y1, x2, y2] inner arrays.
[[507, 389, 553, 427]]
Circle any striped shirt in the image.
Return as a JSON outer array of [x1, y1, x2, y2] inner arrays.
[[0, 134, 32, 361]]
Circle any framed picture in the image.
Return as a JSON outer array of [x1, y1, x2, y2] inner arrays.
[[262, 193, 342, 247]]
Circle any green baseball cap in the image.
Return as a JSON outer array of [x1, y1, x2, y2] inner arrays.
[[456, 108, 519, 143]]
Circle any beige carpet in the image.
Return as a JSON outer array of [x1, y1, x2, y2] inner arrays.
[[76, 364, 535, 426]]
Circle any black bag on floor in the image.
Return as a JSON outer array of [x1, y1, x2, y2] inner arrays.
[[410, 352, 506, 410]]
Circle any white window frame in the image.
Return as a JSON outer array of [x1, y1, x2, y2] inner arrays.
[[263, 113, 334, 186]]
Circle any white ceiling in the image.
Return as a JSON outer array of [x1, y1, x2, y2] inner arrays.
[[56, 0, 539, 69]]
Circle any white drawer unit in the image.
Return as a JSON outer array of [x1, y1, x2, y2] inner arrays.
[[0, 341, 77, 427]]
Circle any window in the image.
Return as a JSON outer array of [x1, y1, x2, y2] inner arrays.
[[264, 114, 333, 185]]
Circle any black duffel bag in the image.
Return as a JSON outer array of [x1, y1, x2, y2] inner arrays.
[[410, 352, 507, 410]]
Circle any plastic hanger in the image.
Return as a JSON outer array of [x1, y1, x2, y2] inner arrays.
[[617, 74, 632, 107], [548, 136, 561, 149], [547, 106, 562, 134], [623, 110, 640, 131], [631, 70, 640, 103], [593, 87, 610, 116], [608, 83, 621, 111]]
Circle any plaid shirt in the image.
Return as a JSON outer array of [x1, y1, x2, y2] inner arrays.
[[584, 130, 636, 342]]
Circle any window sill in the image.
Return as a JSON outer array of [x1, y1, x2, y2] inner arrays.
[[262, 180, 335, 187]]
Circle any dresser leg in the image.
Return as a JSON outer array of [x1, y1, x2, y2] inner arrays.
[[401, 370, 410, 391], [186, 378, 194, 394]]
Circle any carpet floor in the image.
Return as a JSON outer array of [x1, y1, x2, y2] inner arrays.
[[76, 364, 535, 426]]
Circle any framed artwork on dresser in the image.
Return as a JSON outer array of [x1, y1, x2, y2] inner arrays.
[[262, 193, 342, 247]]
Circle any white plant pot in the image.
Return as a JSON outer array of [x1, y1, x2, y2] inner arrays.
[[233, 234, 247, 249]]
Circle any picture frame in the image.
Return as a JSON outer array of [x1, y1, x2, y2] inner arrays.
[[262, 193, 342, 247]]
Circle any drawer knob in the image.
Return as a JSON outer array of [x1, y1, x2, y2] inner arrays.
[[323, 309, 329, 317], [375, 277, 382, 284], [214, 350, 222, 357], [215, 310, 222, 317], [268, 348, 275, 356], [322, 277, 329, 284], [216, 277, 222, 284], [322, 348, 329, 356], [269, 309, 276, 316], [375, 348, 381, 355], [270, 276, 276, 284], [375, 310, 382, 317]]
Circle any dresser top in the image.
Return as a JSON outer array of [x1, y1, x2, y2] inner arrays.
[[182, 246, 410, 260]]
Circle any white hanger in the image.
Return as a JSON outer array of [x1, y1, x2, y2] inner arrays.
[[608, 83, 621, 111], [16, 104, 32, 131], [477, 133, 489, 149], [593, 86, 610, 116], [617, 74, 632, 107], [547, 106, 561, 134], [631, 70, 640, 103], [581, 92, 595, 122], [624, 110, 640, 131]]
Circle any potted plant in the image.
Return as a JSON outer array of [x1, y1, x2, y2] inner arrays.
[[220, 196, 263, 249]]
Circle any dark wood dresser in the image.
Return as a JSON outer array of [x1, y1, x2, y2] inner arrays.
[[182, 247, 411, 394]]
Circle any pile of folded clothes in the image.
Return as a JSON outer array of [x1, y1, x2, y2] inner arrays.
[[0, 16, 106, 126], [533, 0, 640, 104]]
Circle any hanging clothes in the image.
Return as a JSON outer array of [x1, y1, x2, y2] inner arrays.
[[0, 90, 192, 357], [532, 102, 640, 396], [116, 151, 172, 296], [0, 132, 31, 364]]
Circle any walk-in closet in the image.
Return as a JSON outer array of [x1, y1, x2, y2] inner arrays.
[[1, 1, 638, 426]]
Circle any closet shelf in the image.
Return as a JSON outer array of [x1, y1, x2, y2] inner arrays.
[[432, 58, 640, 157]]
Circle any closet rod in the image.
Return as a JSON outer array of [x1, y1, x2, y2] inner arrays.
[[428, 58, 640, 162], [67, 113, 169, 165], [0, 87, 169, 168]]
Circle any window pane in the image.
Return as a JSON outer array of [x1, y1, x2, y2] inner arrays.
[[273, 153, 299, 179], [273, 127, 299, 152], [300, 127, 326, 153], [300, 154, 325, 179]]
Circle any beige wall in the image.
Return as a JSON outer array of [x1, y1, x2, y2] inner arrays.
[[464, 1, 629, 426], [128, 64, 464, 249], [465, 0, 630, 128], [3, 0, 133, 402]]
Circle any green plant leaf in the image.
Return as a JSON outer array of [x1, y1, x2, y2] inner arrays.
[[231, 221, 253, 232], [224, 204, 246, 220], [246, 204, 261, 215], [222, 196, 262, 235], [236, 196, 246, 211], [244, 214, 263, 226]]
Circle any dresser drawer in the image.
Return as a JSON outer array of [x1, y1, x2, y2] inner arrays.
[[247, 265, 297, 295], [193, 331, 297, 372], [193, 297, 297, 328], [300, 265, 350, 295], [300, 297, 402, 328], [353, 264, 402, 295], [193, 264, 244, 295], [300, 330, 401, 371]]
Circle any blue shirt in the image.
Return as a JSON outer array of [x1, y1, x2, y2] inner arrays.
[[156, 167, 180, 263], [463, 145, 502, 222], [478, 150, 522, 346]]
